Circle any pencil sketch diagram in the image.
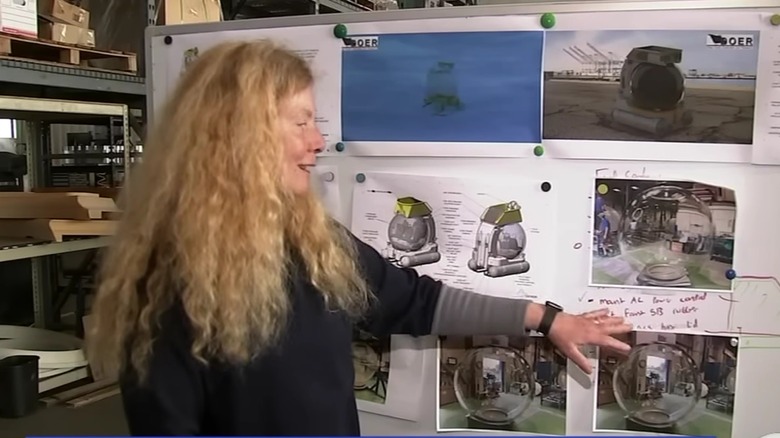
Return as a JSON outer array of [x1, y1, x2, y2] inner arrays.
[[468, 201, 531, 278], [424, 61, 464, 116], [382, 196, 441, 268]]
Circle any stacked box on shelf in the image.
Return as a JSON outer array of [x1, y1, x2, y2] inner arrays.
[[0, 0, 37, 38], [37, 0, 94, 47], [0, 192, 119, 243], [158, 0, 222, 25], [0, 0, 137, 75]]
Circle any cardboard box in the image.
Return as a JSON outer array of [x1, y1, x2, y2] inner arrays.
[[0, 0, 38, 38], [38, 0, 89, 28], [38, 20, 94, 47], [158, 0, 221, 25]]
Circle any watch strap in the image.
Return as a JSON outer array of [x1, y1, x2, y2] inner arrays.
[[537, 301, 562, 335]]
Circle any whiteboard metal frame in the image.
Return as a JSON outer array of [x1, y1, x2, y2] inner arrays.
[[144, 3, 780, 435], [144, 0, 779, 121]]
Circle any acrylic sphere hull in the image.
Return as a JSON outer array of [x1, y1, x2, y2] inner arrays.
[[387, 213, 432, 252], [453, 346, 534, 426], [489, 223, 527, 260], [613, 342, 701, 429], [617, 185, 715, 287]]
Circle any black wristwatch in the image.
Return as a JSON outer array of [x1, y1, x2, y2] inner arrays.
[[537, 301, 563, 336]]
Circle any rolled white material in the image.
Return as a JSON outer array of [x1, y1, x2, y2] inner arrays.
[[0, 325, 88, 372]]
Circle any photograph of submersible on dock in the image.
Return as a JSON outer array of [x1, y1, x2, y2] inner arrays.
[[542, 29, 758, 144]]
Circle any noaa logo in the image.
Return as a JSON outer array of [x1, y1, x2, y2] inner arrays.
[[706, 33, 755, 47], [342, 36, 379, 50]]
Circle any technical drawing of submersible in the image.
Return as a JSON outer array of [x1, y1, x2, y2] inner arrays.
[[468, 201, 530, 278], [383, 196, 441, 268]]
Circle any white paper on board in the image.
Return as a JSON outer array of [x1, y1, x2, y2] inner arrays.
[[577, 275, 780, 337], [349, 171, 559, 422], [568, 163, 780, 337], [350, 172, 557, 301], [338, 14, 545, 157], [591, 330, 740, 437], [354, 335, 433, 422], [436, 334, 568, 435], [588, 176, 736, 294], [540, 10, 761, 163], [751, 14, 780, 165], [157, 25, 343, 151]]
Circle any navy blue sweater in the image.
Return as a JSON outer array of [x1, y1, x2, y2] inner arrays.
[[119, 233, 531, 436], [119, 234, 443, 436]]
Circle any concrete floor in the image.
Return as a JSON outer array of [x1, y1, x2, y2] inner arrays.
[[0, 394, 128, 438], [595, 398, 733, 438]]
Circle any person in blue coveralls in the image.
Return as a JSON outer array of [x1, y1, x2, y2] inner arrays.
[[594, 195, 611, 256], [86, 40, 633, 436]]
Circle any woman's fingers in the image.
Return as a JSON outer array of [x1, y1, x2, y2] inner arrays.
[[602, 322, 634, 335], [548, 311, 634, 375], [591, 316, 626, 327], [565, 344, 593, 375], [581, 308, 611, 319], [596, 334, 632, 352]]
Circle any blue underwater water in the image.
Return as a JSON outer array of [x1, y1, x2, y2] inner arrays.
[[341, 31, 544, 143]]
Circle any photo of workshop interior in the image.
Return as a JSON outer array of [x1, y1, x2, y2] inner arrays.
[[595, 331, 738, 438], [591, 178, 736, 291], [352, 328, 391, 404], [438, 335, 567, 434]]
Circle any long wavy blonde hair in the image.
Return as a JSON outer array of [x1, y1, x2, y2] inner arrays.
[[86, 40, 371, 380]]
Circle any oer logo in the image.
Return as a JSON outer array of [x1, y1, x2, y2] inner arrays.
[[342, 36, 379, 50], [706, 33, 755, 47]]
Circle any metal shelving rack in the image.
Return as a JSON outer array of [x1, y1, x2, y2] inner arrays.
[[0, 58, 145, 97], [0, 1, 148, 395], [0, 2, 149, 109], [0, 237, 112, 264], [3, 96, 129, 328], [0, 96, 130, 393]]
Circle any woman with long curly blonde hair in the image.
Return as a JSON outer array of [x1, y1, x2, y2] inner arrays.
[[87, 39, 632, 436]]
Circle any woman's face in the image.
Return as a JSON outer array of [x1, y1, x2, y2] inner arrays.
[[279, 86, 324, 195]]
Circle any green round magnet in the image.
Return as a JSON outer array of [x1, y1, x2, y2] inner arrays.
[[355, 173, 366, 183], [335, 142, 345, 152], [771, 14, 780, 26], [533, 145, 544, 157], [540, 13, 556, 29], [333, 24, 348, 38]]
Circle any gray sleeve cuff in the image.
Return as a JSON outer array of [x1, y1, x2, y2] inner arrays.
[[430, 284, 530, 335]]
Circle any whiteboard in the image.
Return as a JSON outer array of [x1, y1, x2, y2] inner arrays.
[[146, 1, 780, 437]]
